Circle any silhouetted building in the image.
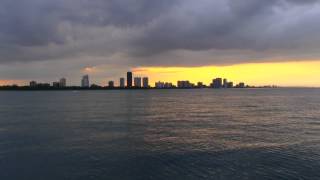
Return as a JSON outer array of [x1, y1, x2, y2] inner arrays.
[[52, 82, 60, 88], [212, 78, 223, 88], [29, 81, 37, 87], [134, 77, 142, 87], [155, 81, 173, 88], [177, 81, 192, 88], [238, 82, 245, 88], [227, 82, 234, 88], [164, 82, 173, 88], [223, 79, 228, 88], [127, 72, 133, 88], [81, 75, 90, 87], [59, 78, 66, 87], [108, 81, 114, 88], [120, 78, 125, 88], [155, 81, 165, 88], [143, 77, 149, 88]]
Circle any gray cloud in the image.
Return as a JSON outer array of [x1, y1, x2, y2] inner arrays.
[[0, 0, 320, 68]]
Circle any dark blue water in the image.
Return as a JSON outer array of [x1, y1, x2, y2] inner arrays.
[[1, 89, 320, 180]]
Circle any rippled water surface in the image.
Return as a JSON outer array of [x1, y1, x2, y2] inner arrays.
[[1, 89, 320, 180]]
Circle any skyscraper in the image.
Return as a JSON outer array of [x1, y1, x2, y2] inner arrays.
[[223, 79, 228, 88], [127, 72, 132, 88], [134, 77, 142, 87], [108, 81, 114, 88], [143, 77, 149, 88], [59, 78, 66, 87], [81, 75, 90, 88], [212, 78, 222, 88], [120, 78, 125, 88]]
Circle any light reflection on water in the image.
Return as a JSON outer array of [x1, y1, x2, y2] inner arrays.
[[0, 89, 320, 179]]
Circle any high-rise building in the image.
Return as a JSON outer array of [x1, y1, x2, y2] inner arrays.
[[120, 78, 125, 88], [134, 77, 142, 87], [59, 78, 66, 87], [143, 77, 149, 88], [212, 78, 222, 88], [81, 75, 90, 88], [223, 79, 228, 88], [108, 81, 114, 88], [127, 72, 133, 88]]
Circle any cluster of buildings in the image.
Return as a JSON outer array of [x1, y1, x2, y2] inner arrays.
[[96, 72, 150, 88], [28, 71, 248, 89], [210, 78, 246, 88], [154, 78, 246, 89], [30, 78, 67, 88], [155, 82, 174, 88]]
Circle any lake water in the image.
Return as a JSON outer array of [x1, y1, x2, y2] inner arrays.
[[0, 89, 320, 180]]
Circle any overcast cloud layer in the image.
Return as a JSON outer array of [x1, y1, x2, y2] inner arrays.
[[1, 0, 320, 82]]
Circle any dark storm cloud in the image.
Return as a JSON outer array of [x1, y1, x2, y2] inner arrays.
[[134, 0, 320, 55], [0, 0, 177, 47], [0, 0, 320, 66]]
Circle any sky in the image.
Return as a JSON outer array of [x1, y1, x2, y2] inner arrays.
[[1, 0, 320, 86]]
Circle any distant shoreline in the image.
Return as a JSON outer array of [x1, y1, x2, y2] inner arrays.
[[0, 86, 315, 91]]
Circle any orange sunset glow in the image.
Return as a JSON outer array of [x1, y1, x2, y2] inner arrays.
[[0, 80, 25, 86]]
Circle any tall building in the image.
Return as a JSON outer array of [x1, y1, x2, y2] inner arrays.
[[134, 77, 142, 87], [223, 79, 228, 88], [108, 81, 114, 88], [143, 77, 149, 88], [81, 75, 90, 88], [120, 78, 125, 88], [59, 78, 66, 87], [212, 78, 222, 88], [127, 72, 133, 88]]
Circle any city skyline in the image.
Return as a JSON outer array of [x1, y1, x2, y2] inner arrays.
[[1, 61, 320, 87], [0, 70, 260, 89], [2, 61, 319, 87]]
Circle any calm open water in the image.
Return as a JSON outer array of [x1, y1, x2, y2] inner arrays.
[[0, 89, 320, 180]]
